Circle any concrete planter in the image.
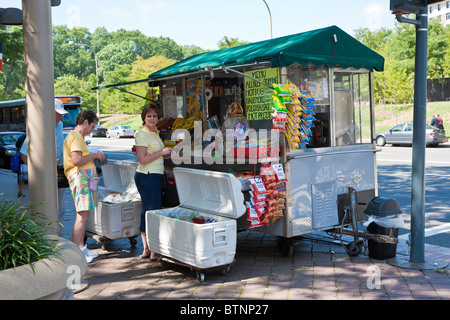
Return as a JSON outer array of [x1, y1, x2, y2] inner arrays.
[[0, 236, 87, 300]]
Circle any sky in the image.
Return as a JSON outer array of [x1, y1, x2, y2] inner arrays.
[[2, 0, 398, 50]]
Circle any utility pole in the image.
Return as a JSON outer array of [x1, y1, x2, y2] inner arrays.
[[388, 0, 448, 270], [262, 0, 273, 39]]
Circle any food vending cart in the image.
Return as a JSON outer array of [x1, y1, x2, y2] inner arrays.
[[96, 25, 385, 276]]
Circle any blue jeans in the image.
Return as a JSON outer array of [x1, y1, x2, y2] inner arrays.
[[134, 172, 162, 233]]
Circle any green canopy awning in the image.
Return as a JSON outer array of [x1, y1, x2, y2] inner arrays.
[[148, 25, 384, 81]]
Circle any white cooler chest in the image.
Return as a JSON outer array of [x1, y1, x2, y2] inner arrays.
[[146, 167, 246, 282], [86, 160, 142, 249]]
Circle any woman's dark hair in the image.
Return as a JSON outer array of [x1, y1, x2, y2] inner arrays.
[[76, 110, 99, 126], [141, 103, 160, 126]]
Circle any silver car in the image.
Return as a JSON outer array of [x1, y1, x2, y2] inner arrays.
[[376, 123, 448, 147], [106, 125, 135, 138]]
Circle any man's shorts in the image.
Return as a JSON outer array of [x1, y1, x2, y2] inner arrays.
[[68, 168, 98, 213]]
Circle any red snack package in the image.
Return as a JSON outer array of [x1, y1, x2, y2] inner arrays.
[[261, 165, 277, 184], [251, 198, 266, 210], [249, 191, 267, 203], [249, 219, 263, 229], [246, 202, 260, 222], [249, 177, 268, 196], [272, 163, 288, 182]]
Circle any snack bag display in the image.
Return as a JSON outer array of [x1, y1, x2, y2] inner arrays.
[[246, 164, 288, 229], [280, 84, 316, 151]]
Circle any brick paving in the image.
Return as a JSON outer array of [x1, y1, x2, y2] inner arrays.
[[69, 230, 450, 301], [1, 169, 449, 302]]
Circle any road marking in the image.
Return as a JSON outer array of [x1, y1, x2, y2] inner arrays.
[[378, 159, 450, 165], [378, 171, 450, 178], [398, 222, 450, 242]]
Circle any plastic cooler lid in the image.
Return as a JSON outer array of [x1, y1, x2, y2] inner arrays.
[[101, 159, 139, 194], [173, 167, 246, 220]]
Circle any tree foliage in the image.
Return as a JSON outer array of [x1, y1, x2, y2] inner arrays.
[[1, 22, 450, 114], [355, 20, 450, 104]]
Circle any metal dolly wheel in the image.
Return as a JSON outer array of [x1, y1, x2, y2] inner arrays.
[[157, 255, 232, 283], [85, 231, 138, 250]]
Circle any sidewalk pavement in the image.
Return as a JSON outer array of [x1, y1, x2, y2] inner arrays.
[[1, 168, 449, 301]]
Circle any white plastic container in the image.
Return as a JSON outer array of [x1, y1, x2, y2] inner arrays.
[[146, 167, 246, 280], [86, 160, 142, 248]]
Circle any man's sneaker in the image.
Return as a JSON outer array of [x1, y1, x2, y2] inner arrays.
[[80, 245, 99, 262]]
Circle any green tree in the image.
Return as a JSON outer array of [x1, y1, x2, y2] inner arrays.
[[147, 36, 184, 61], [0, 26, 25, 99], [97, 40, 137, 82], [427, 20, 449, 79], [182, 44, 208, 59], [54, 74, 97, 112], [53, 25, 95, 80], [218, 36, 251, 49]]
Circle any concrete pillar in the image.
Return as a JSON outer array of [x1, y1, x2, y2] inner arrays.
[[22, 0, 58, 234]]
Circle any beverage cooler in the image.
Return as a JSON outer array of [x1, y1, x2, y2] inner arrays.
[[86, 160, 142, 249], [146, 167, 246, 282]]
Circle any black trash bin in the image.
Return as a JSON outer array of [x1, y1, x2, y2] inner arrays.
[[366, 222, 399, 260], [364, 197, 402, 260]]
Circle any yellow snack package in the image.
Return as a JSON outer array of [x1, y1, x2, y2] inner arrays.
[[273, 83, 291, 96]]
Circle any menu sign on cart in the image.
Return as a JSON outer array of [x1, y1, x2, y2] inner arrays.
[[245, 68, 278, 120], [162, 85, 178, 119]]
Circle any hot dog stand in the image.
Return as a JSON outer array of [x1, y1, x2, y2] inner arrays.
[[96, 25, 385, 276]]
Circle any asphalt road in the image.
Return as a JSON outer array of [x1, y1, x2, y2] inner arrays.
[[376, 142, 450, 248], [90, 137, 450, 248]]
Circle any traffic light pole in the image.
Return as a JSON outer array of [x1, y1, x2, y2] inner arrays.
[[388, 6, 447, 270], [410, 8, 427, 264]]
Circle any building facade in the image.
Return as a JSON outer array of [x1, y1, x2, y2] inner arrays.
[[428, 1, 450, 27]]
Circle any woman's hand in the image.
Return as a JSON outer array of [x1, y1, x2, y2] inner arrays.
[[136, 146, 172, 165], [161, 147, 172, 157], [92, 151, 106, 162]]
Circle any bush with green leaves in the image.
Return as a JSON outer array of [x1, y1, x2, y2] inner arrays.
[[0, 195, 58, 271]]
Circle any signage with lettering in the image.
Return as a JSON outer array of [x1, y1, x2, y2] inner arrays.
[[244, 68, 278, 121]]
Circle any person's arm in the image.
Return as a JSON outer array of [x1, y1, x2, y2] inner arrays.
[[135, 146, 171, 165], [20, 153, 27, 165], [71, 150, 105, 167]]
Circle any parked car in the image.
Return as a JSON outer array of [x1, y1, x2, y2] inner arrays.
[[90, 125, 107, 137], [106, 125, 135, 138], [0, 131, 26, 169], [376, 123, 448, 147]]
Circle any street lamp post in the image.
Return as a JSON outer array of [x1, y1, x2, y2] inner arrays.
[[262, 0, 273, 39], [69, 40, 100, 120]]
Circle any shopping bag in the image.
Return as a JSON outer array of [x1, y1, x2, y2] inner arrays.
[[88, 177, 100, 192], [10, 153, 21, 173]]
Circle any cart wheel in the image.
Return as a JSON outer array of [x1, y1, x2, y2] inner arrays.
[[159, 259, 169, 270], [128, 237, 137, 247], [220, 265, 231, 275], [345, 239, 363, 257], [196, 271, 205, 283], [278, 238, 294, 257], [99, 236, 108, 250]]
